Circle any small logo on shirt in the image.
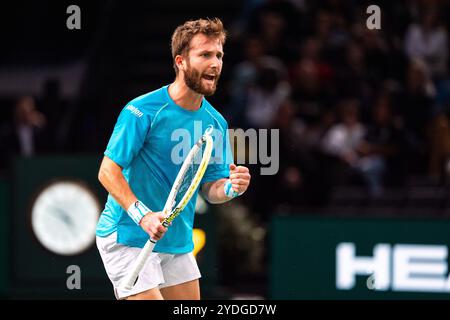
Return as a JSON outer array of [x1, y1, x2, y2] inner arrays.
[[126, 105, 144, 118]]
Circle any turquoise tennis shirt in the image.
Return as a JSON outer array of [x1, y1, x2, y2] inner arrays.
[[96, 85, 233, 254]]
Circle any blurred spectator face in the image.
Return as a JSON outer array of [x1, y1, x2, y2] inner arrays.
[[334, 13, 347, 30], [362, 29, 382, 50], [258, 66, 279, 93], [373, 96, 392, 125], [301, 38, 321, 60], [316, 11, 332, 38], [295, 58, 319, 92], [15, 97, 35, 124], [284, 166, 302, 189], [275, 101, 295, 129], [340, 99, 360, 126], [14, 96, 46, 128], [245, 37, 264, 61], [321, 109, 336, 128], [260, 12, 285, 41], [407, 61, 427, 92], [347, 42, 364, 67], [422, 10, 439, 29], [183, 33, 223, 96]]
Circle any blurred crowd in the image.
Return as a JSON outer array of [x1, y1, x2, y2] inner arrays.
[[0, 79, 71, 173], [221, 0, 450, 219]]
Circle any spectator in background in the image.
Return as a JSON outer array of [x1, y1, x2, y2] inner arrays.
[[274, 101, 306, 209], [360, 28, 390, 83], [244, 59, 290, 129], [297, 36, 334, 90], [321, 99, 365, 165], [321, 96, 403, 198], [229, 0, 265, 38], [227, 35, 290, 129], [291, 58, 333, 126], [313, 8, 353, 67], [335, 41, 373, 119], [321, 99, 367, 191], [428, 111, 450, 184], [405, 8, 448, 81], [356, 93, 405, 195], [396, 58, 435, 175], [0, 96, 47, 173], [314, 10, 333, 45], [429, 78, 450, 183], [226, 36, 266, 127], [230, 37, 265, 93], [274, 97, 335, 208], [246, 0, 301, 64]]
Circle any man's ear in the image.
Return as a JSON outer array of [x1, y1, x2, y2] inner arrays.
[[175, 55, 185, 72]]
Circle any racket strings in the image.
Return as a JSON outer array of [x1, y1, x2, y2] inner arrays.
[[174, 143, 204, 207]]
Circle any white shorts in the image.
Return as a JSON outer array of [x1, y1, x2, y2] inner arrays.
[[96, 232, 201, 299]]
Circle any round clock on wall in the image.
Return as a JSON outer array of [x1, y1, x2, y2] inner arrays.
[[30, 180, 101, 256]]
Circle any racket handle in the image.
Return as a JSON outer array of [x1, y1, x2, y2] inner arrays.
[[119, 238, 157, 291]]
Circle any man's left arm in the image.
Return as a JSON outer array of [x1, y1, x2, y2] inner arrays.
[[201, 164, 251, 204]]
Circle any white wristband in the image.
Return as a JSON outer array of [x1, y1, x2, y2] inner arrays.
[[223, 179, 243, 199], [127, 200, 151, 225]]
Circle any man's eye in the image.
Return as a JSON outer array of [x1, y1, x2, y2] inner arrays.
[[202, 53, 210, 57]]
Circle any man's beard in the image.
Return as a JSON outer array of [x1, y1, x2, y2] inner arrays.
[[183, 63, 220, 96]]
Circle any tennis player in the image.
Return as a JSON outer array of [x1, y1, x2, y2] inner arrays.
[[96, 18, 251, 300]]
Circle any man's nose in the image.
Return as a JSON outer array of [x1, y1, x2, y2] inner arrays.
[[210, 57, 221, 70]]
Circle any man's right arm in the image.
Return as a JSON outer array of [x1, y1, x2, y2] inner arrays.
[[98, 156, 167, 240], [98, 156, 137, 210]]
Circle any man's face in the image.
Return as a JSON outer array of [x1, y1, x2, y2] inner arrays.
[[180, 34, 224, 96]]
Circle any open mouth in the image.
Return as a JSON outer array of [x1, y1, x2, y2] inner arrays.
[[202, 74, 216, 81]]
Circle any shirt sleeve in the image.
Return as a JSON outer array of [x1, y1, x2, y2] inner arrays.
[[104, 104, 151, 168], [201, 122, 233, 184]]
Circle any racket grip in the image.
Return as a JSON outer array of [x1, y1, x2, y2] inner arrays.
[[119, 238, 157, 291]]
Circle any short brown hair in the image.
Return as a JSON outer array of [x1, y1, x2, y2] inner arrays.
[[171, 18, 227, 75]]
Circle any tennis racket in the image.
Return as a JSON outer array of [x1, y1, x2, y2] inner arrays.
[[119, 126, 214, 291]]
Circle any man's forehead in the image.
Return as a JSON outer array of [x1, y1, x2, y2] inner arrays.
[[189, 34, 223, 52]]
